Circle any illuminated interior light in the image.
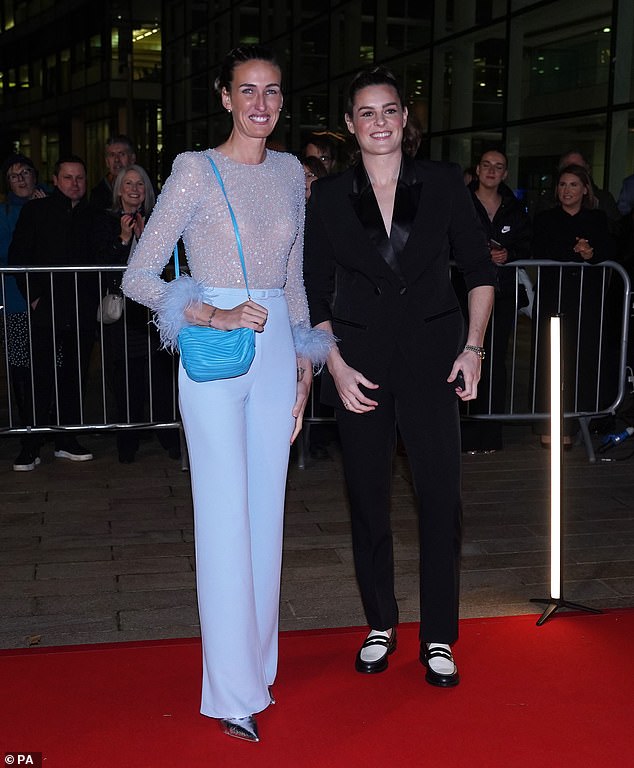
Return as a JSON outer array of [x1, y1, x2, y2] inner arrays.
[[550, 316, 561, 601]]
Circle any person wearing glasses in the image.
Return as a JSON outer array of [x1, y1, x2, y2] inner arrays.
[[301, 131, 340, 174], [0, 154, 48, 471]]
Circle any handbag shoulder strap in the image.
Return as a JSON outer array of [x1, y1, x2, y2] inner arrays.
[[172, 154, 250, 298]]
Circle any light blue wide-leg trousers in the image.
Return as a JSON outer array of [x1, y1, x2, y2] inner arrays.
[[178, 287, 296, 719]]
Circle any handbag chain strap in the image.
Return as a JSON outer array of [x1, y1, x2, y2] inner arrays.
[[172, 154, 250, 298]]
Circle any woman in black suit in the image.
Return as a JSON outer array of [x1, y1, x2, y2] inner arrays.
[[304, 67, 495, 687]]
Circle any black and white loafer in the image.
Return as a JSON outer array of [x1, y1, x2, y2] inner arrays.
[[420, 642, 460, 688], [355, 628, 397, 674]]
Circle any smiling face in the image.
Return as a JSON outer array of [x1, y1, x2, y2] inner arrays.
[[119, 169, 146, 212], [344, 84, 407, 158], [221, 59, 283, 141], [557, 171, 588, 213]]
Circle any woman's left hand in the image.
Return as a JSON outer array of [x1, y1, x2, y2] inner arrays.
[[448, 350, 482, 401], [290, 356, 313, 444], [574, 237, 594, 260]]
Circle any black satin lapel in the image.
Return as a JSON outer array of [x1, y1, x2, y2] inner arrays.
[[390, 160, 423, 258], [349, 164, 406, 284]]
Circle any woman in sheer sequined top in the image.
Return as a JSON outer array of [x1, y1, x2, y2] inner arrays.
[[122, 44, 333, 744]]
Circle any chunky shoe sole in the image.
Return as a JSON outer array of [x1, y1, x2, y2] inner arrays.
[[13, 457, 41, 472], [419, 646, 460, 688], [54, 450, 93, 462], [355, 629, 397, 674]]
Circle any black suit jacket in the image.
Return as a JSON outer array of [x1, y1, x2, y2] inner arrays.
[[304, 155, 495, 407], [9, 189, 110, 328]]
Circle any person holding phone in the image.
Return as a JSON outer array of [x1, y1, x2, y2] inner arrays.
[[459, 148, 531, 453]]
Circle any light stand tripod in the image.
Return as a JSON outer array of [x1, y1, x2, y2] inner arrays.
[[530, 316, 602, 625]]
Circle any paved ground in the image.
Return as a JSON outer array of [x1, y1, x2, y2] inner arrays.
[[1, 423, 633, 649]]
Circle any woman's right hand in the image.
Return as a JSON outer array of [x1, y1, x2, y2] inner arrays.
[[185, 299, 268, 332], [328, 354, 379, 413]]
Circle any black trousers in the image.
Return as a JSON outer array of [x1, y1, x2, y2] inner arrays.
[[335, 348, 462, 645], [27, 320, 95, 441]]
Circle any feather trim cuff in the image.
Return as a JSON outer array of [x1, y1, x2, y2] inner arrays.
[[155, 276, 207, 350], [292, 323, 337, 366]]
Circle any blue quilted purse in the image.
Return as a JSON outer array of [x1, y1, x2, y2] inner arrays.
[[176, 156, 255, 382]]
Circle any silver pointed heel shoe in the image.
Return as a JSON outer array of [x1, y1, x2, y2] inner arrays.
[[269, 687, 276, 705], [219, 715, 260, 742]]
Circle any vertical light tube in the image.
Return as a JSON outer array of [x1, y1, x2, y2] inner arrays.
[[550, 316, 561, 600]]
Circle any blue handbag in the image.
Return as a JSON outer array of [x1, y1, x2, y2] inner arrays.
[[176, 156, 255, 383]]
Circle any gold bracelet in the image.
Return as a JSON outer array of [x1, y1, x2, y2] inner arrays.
[[207, 306, 218, 328]]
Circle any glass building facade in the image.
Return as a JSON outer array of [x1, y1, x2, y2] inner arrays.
[[162, 0, 634, 211], [1, 0, 634, 204], [0, 0, 163, 187]]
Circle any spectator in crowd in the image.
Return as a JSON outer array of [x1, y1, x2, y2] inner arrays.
[[103, 164, 181, 463], [9, 155, 110, 464], [301, 155, 327, 201], [535, 150, 621, 237], [616, 170, 634, 216], [460, 148, 531, 453], [0, 153, 48, 471], [301, 131, 341, 174], [90, 135, 137, 211], [531, 163, 615, 447], [304, 65, 494, 688]]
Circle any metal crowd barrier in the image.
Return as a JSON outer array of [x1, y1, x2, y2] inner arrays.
[[298, 260, 632, 465], [1, 262, 631, 467], [0, 265, 183, 462]]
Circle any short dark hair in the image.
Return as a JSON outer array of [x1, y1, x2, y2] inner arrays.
[[106, 135, 136, 154], [478, 147, 508, 166], [301, 154, 328, 179], [53, 155, 87, 177], [214, 44, 280, 96], [346, 66, 404, 117], [301, 132, 337, 158]]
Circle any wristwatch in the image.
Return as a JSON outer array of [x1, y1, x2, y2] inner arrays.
[[464, 345, 486, 360]]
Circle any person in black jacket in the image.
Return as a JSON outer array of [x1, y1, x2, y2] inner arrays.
[[304, 66, 495, 687], [9, 155, 110, 465], [460, 148, 531, 453], [531, 163, 615, 445], [103, 164, 181, 463], [89, 135, 137, 211]]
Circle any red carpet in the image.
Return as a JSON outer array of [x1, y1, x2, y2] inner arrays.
[[2, 611, 632, 768]]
